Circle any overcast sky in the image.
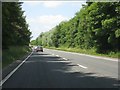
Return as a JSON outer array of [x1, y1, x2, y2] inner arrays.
[[21, 1, 86, 40]]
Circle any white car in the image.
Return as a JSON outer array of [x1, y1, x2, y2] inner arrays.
[[34, 46, 43, 52]]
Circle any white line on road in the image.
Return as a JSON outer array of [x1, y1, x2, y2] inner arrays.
[[63, 58, 68, 60], [77, 64, 88, 69], [56, 55, 59, 57], [0, 52, 33, 86], [52, 53, 54, 56], [45, 48, 118, 62]]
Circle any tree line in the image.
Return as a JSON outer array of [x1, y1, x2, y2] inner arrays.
[[2, 2, 31, 49], [31, 2, 120, 54]]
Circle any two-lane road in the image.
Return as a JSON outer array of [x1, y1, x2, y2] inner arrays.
[[2, 48, 119, 88]]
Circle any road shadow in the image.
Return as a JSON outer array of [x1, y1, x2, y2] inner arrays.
[[32, 52, 50, 56], [25, 54, 119, 88], [3, 52, 119, 88]]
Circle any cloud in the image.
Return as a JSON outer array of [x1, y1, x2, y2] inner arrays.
[[40, 15, 67, 24], [43, 1, 63, 8], [22, 1, 86, 8], [21, 1, 86, 40], [27, 15, 69, 27], [22, 1, 63, 8], [26, 15, 70, 40], [22, 1, 41, 6]]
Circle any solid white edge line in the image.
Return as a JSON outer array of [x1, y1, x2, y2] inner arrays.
[[0, 51, 33, 86], [77, 64, 87, 69]]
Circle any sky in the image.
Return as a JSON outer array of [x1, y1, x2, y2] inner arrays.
[[21, 1, 86, 40]]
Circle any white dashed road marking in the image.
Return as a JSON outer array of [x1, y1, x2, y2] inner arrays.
[[45, 48, 118, 62], [77, 64, 88, 69], [56, 55, 59, 57], [52, 54, 54, 56], [63, 58, 68, 60]]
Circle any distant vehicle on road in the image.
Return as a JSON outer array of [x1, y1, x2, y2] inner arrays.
[[34, 46, 43, 52]]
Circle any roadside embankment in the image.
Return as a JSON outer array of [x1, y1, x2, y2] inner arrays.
[[2, 46, 32, 68], [2, 46, 32, 79]]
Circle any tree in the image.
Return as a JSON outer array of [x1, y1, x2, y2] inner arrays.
[[34, 2, 120, 54], [2, 2, 31, 49]]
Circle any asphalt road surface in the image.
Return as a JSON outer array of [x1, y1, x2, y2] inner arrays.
[[2, 48, 119, 88]]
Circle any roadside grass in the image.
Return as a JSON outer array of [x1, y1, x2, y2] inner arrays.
[[2, 46, 31, 68], [45, 46, 119, 59]]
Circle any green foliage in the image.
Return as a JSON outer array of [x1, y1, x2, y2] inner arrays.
[[34, 2, 120, 55], [115, 29, 120, 38], [30, 40, 37, 45], [2, 46, 31, 68], [2, 2, 32, 68], [2, 2, 31, 49]]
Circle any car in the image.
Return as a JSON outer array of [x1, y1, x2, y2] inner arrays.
[[35, 46, 43, 52]]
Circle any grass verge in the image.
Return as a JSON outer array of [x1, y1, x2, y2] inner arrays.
[[2, 46, 31, 68], [45, 46, 119, 59]]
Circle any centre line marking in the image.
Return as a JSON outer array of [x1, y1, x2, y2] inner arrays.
[[52, 54, 54, 55], [63, 58, 68, 60], [77, 64, 88, 69], [56, 55, 59, 57]]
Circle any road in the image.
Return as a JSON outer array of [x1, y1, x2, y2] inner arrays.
[[2, 48, 119, 88]]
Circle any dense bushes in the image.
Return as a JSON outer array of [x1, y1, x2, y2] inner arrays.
[[2, 46, 31, 68], [31, 2, 120, 54]]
